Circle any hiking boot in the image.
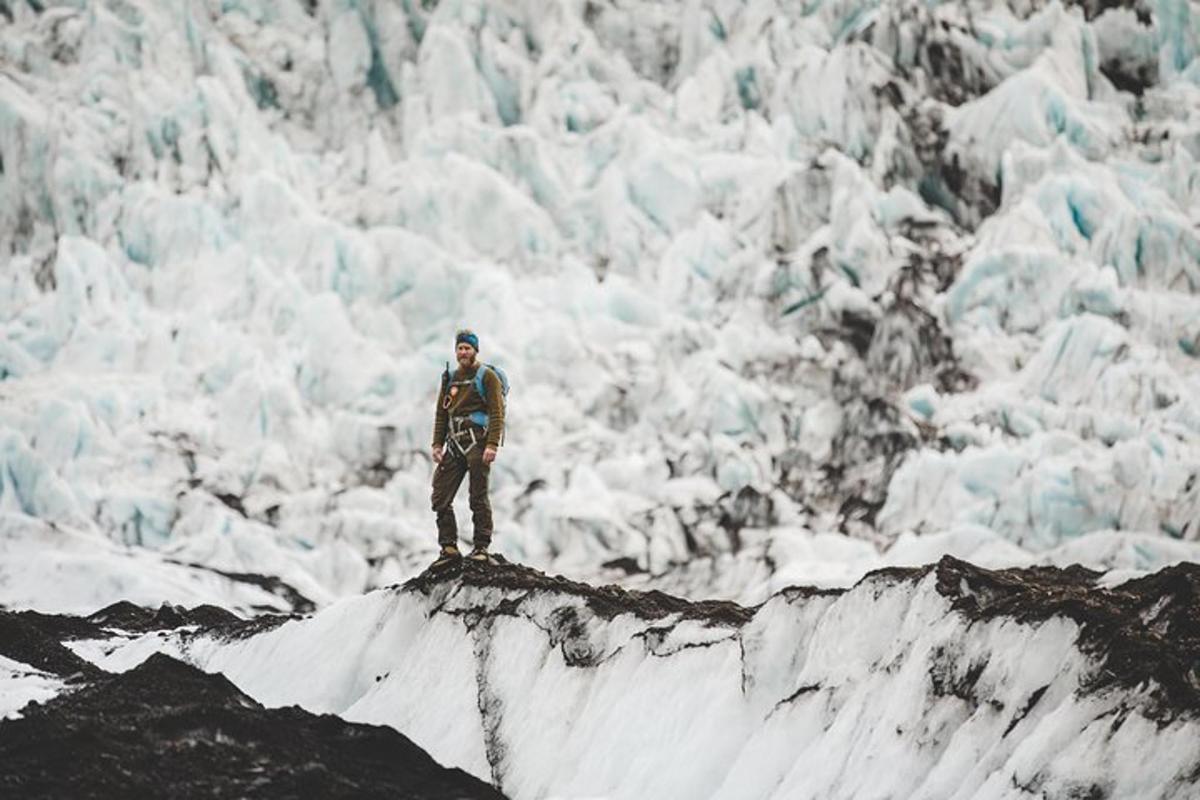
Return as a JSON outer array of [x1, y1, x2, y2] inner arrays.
[[467, 547, 491, 563], [431, 545, 461, 568]]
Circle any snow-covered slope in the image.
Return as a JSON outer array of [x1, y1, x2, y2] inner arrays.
[[65, 558, 1200, 799], [0, 655, 61, 721], [2, 1, 1199, 605]]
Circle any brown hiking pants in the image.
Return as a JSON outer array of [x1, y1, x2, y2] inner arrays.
[[431, 432, 493, 549]]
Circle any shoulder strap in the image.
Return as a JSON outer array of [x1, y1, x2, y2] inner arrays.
[[470, 365, 502, 441], [474, 364, 489, 400]]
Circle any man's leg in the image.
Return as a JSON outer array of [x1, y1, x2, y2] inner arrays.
[[466, 445, 494, 550], [431, 452, 468, 548]]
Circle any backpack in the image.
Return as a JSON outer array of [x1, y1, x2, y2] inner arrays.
[[442, 362, 509, 439]]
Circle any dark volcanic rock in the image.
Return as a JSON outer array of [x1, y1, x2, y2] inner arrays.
[[85, 599, 296, 641], [87, 600, 243, 633], [0, 610, 106, 680], [0, 653, 506, 800], [0, 601, 298, 685], [405, 557, 754, 627]]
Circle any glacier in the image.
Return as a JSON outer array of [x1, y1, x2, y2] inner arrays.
[[2, 0, 1200, 794], [1, 0, 1199, 609]]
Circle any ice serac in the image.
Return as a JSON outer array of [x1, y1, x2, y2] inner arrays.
[[79, 559, 1200, 800]]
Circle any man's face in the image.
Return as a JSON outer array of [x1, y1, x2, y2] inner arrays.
[[456, 342, 476, 366]]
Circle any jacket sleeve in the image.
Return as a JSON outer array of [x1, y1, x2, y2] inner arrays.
[[484, 369, 505, 449], [432, 382, 448, 448]]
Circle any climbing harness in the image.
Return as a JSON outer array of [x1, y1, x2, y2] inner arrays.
[[446, 415, 483, 457]]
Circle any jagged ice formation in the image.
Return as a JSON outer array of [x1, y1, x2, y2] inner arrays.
[[0, 0, 1198, 614]]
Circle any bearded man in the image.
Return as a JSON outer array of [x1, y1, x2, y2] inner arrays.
[[430, 329, 505, 566]]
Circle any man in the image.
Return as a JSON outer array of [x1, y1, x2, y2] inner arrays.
[[430, 329, 505, 566]]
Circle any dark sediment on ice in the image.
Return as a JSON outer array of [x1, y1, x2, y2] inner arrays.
[[87, 600, 241, 632], [0, 609, 106, 681], [166, 559, 318, 614], [0, 600, 301, 683], [408, 555, 1200, 721], [0, 653, 506, 800], [1062, 0, 1151, 22], [404, 556, 754, 627], [86, 600, 299, 640], [933, 555, 1200, 721]]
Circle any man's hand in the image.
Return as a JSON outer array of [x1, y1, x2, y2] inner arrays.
[[432, 445, 444, 464], [483, 446, 497, 465]]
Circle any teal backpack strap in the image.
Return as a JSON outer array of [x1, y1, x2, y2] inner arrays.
[[471, 365, 492, 432], [474, 364, 489, 401]]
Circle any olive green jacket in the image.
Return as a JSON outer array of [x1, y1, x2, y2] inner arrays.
[[432, 363, 505, 450]]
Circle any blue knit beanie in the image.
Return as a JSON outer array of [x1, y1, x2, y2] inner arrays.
[[456, 329, 479, 351]]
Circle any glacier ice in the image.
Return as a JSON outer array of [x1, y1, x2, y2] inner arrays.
[[0, 0, 1196, 617]]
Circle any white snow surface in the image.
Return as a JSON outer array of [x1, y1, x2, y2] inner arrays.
[[76, 570, 1200, 799], [0, 654, 64, 720], [1, 0, 1199, 610]]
